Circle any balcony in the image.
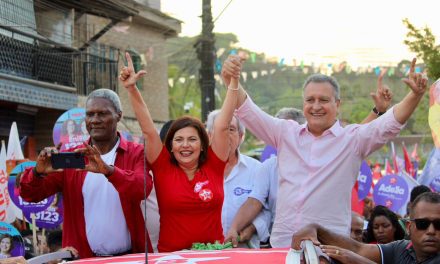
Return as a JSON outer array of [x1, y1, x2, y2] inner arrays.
[[0, 27, 118, 97]]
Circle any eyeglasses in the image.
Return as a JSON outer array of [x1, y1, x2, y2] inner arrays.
[[410, 218, 440, 231]]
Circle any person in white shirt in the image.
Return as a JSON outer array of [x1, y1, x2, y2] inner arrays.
[[206, 110, 270, 248]]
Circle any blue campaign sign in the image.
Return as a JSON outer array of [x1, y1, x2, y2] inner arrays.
[[53, 108, 89, 151], [357, 161, 373, 201], [0, 222, 25, 258], [7, 161, 54, 213], [373, 174, 409, 212], [23, 194, 63, 229]]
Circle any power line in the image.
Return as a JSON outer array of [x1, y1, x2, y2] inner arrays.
[[213, 0, 234, 23]]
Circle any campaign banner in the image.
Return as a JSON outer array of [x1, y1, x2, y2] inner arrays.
[[357, 160, 373, 200], [70, 248, 290, 264], [23, 194, 63, 229], [430, 177, 440, 192], [260, 145, 277, 162], [418, 148, 440, 192], [0, 222, 25, 258], [373, 174, 409, 212], [53, 108, 89, 151], [7, 161, 54, 213]]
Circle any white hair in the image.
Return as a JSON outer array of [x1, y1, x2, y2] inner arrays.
[[206, 109, 245, 134]]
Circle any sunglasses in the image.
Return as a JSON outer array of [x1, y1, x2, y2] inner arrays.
[[410, 218, 440, 231]]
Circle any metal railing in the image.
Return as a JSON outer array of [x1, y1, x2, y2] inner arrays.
[[0, 27, 118, 95]]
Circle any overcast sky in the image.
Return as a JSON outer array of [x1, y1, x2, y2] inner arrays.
[[161, 0, 440, 67]]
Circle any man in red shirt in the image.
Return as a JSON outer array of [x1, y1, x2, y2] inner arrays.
[[20, 89, 153, 258]]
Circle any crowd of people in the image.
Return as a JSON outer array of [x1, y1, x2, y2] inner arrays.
[[12, 53, 438, 264]]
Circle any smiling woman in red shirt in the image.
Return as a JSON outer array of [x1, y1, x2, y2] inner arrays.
[[119, 52, 240, 252]]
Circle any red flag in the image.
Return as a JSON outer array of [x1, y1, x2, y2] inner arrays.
[[402, 143, 414, 177], [411, 143, 420, 161], [385, 159, 393, 175], [372, 162, 382, 181], [351, 182, 364, 214]]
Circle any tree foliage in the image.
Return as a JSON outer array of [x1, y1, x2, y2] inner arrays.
[[166, 32, 433, 159], [403, 18, 440, 80]]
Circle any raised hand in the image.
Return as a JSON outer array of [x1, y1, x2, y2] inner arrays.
[[119, 52, 147, 89], [221, 55, 242, 87], [370, 69, 393, 112], [402, 58, 428, 96], [34, 143, 63, 175]]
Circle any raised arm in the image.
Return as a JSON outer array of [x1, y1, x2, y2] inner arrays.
[[221, 55, 286, 148], [119, 52, 162, 164], [221, 55, 248, 108], [361, 68, 393, 124], [393, 58, 428, 124], [210, 65, 241, 161]]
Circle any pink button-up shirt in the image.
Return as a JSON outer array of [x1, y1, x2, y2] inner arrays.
[[236, 96, 404, 247]]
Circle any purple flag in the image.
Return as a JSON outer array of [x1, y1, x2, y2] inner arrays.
[[418, 148, 440, 192], [357, 160, 373, 200]]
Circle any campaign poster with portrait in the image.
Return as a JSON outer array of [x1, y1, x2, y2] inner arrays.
[[373, 174, 409, 212], [23, 194, 63, 229], [53, 108, 89, 151], [0, 222, 25, 258], [7, 161, 54, 213]]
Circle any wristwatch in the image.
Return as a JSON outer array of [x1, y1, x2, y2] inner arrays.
[[372, 107, 386, 116]]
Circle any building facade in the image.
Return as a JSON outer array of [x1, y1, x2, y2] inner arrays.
[[0, 0, 180, 156]]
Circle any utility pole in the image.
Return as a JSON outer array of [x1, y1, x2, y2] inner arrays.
[[196, 0, 215, 122]]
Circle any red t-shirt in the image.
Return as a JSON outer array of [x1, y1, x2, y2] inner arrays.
[[152, 146, 226, 252]]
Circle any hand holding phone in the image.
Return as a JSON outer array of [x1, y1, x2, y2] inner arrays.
[[51, 152, 85, 169]]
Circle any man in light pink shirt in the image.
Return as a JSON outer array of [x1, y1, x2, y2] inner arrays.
[[222, 57, 428, 247]]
